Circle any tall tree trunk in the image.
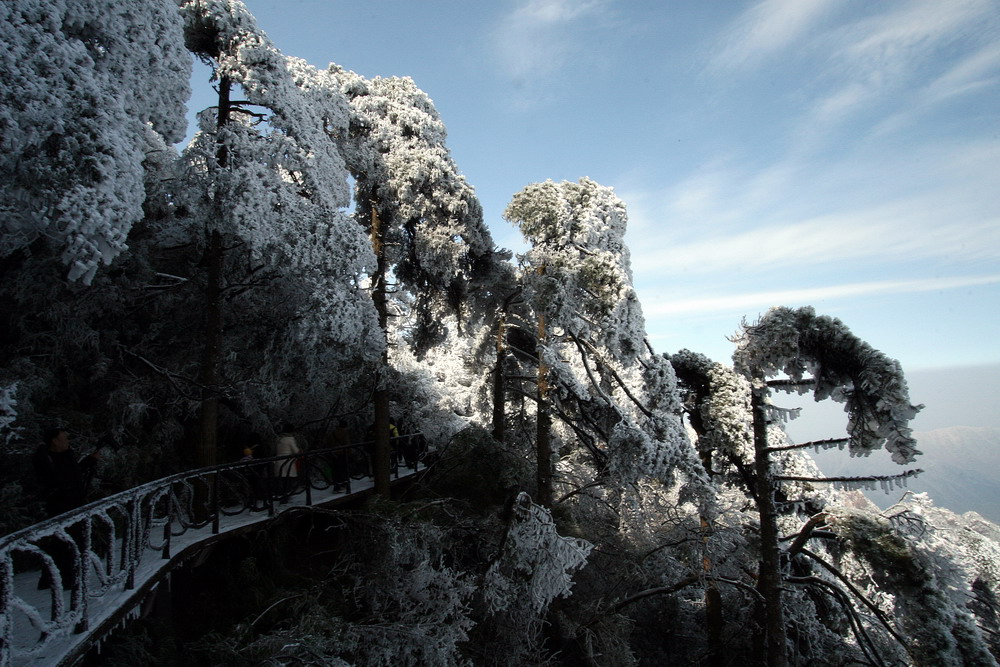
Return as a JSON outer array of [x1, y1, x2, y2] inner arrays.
[[196, 228, 223, 468], [702, 517, 725, 667], [492, 312, 507, 443], [536, 311, 553, 507], [752, 384, 788, 667], [194, 76, 232, 469], [370, 204, 392, 499], [689, 414, 724, 667]]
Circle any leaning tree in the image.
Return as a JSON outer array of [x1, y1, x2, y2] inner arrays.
[[175, 0, 379, 466], [731, 306, 923, 667], [329, 66, 501, 497]]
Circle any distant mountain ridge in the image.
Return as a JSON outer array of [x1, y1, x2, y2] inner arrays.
[[811, 426, 1000, 523]]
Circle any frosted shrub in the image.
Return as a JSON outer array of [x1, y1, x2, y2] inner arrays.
[[0, 382, 18, 445], [483, 492, 593, 614], [830, 507, 998, 666], [342, 520, 477, 667]]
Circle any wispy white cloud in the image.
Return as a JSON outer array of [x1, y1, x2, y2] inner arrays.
[[706, 0, 1000, 152], [801, 0, 996, 129], [490, 0, 608, 92], [708, 0, 839, 72], [630, 209, 1000, 277], [643, 274, 1000, 317], [622, 137, 1000, 278], [512, 0, 600, 24], [923, 40, 1000, 105], [868, 39, 1000, 138], [840, 0, 993, 73]]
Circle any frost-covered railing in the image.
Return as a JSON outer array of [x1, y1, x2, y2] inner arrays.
[[0, 435, 428, 667]]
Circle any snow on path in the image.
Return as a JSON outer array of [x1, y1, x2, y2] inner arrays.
[[1, 468, 405, 666]]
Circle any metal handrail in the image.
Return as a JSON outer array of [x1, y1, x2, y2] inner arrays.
[[0, 434, 429, 666]]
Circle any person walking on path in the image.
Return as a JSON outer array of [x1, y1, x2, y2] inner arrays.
[[32, 428, 99, 519], [273, 423, 301, 499], [31, 427, 99, 589]]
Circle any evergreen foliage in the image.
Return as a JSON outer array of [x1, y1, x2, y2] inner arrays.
[[0, 0, 189, 283], [1, 3, 998, 666]]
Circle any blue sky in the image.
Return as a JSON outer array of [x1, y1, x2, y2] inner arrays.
[[186, 0, 1000, 429]]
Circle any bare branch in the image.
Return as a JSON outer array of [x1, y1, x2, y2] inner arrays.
[[608, 575, 699, 614], [117, 345, 203, 400], [784, 513, 829, 557], [556, 480, 606, 504]]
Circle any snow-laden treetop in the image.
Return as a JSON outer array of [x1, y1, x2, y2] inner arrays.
[[671, 349, 753, 461], [180, 0, 355, 214], [1, 0, 190, 283], [732, 306, 923, 464], [505, 177, 645, 362], [331, 66, 495, 296]]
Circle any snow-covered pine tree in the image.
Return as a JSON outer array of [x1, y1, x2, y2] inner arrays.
[[173, 0, 378, 465], [731, 306, 924, 667], [670, 349, 757, 666], [0, 0, 192, 496], [328, 66, 500, 497], [504, 178, 695, 506], [826, 497, 999, 666], [0, 0, 190, 284]]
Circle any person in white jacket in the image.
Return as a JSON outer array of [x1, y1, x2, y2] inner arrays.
[[273, 423, 301, 497]]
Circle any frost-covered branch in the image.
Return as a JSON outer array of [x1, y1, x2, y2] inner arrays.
[[766, 378, 815, 392], [555, 480, 606, 505], [573, 335, 653, 419], [507, 386, 608, 467], [483, 492, 593, 615], [797, 547, 910, 652], [570, 334, 617, 410], [734, 306, 923, 464], [763, 403, 801, 425], [787, 575, 893, 667], [775, 468, 923, 492], [0, 382, 19, 445], [606, 574, 763, 618], [763, 437, 849, 454]]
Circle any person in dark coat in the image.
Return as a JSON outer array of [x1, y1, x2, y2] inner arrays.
[[32, 427, 99, 589], [325, 420, 353, 490], [32, 427, 99, 518]]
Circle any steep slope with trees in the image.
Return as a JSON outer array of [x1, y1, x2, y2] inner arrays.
[[1, 2, 999, 666]]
